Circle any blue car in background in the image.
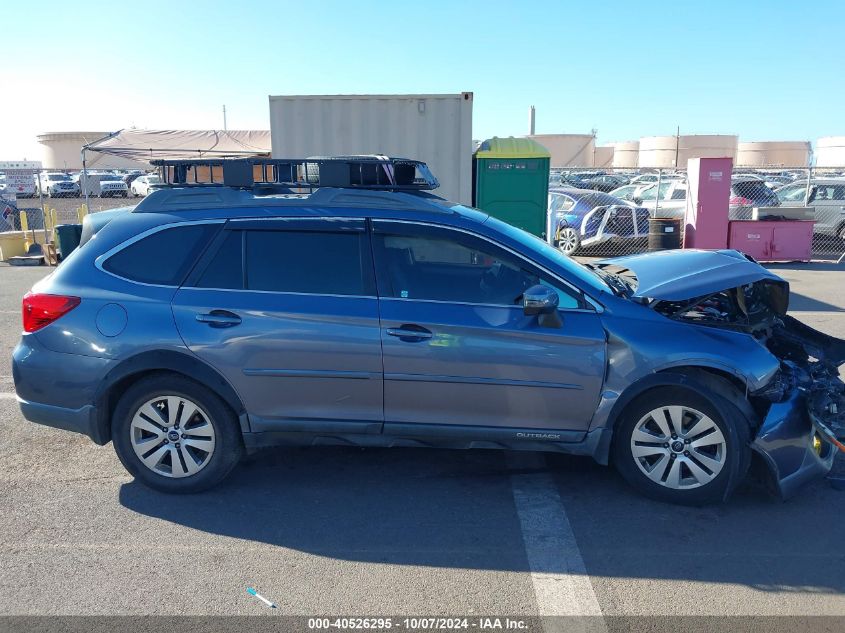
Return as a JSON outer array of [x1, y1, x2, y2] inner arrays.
[[549, 187, 650, 255]]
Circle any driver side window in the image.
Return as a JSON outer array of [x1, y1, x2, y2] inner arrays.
[[372, 224, 583, 309]]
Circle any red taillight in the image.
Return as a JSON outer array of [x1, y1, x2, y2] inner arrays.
[[22, 292, 81, 333], [730, 196, 752, 206]]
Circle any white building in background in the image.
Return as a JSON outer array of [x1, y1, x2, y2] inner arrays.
[[37, 132, 150, 170], [815, 137, 845, 168], [611, 141, 639, 168], [524, 134, 595, 168], [736, 141, 811, 167], [638, 134, 738, 168]]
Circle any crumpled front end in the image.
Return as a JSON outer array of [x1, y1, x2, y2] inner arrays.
[[749, 315, 845, 498], [623, 258, 845, 498]]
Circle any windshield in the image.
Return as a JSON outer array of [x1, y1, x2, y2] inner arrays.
[[47, 174, 70, 181], [99, 175, 120, 181], [638, 180, 679, 201], [481, 215, 611, 296], [146, 176, 162, 184]]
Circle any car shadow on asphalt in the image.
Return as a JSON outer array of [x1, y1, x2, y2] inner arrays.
[[787, 292, 845, 313], [545, 452, 845, 594], [119, 445, 845, 594], [119, 446, 533, 570]]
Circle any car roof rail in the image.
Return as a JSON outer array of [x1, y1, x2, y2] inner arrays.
[[148, 156, 440, 193]]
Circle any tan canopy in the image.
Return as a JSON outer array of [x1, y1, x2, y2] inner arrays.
[[84, 129, 271, 163]]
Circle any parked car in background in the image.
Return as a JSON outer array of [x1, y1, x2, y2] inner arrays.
[[730, 176, 780, 219], [578, 173, 629, 193], [775, 178, 845, 239], [633, 179, 688, 218], [130, 175, 165, 197], [35, 172, 79, 198], [549, 187, 650, 255], [122, 172, 145, 189], [608, 183, 644, 202], [94, 174, 130, 198], [761, 175, 793, 189], [560, 171, 605, 188], [629, 173, 664, 185]]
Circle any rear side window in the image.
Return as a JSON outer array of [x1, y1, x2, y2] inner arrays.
[[194, 227, 372, 296], [196, 230, 243, 289], [246, 231, 367, 295], [103, 224, 215, 285], [732, 181, 773, 200]]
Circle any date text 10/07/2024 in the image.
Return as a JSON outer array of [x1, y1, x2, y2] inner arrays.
[[307, 617, 529, 630]]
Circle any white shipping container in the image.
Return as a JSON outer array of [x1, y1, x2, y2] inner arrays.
[[269, 93, 473, 204]]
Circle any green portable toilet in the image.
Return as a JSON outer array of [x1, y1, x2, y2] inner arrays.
[[473, 137, 551, 239]]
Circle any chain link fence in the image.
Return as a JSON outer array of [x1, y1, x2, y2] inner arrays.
[[1, 162, 140, 263], [548, 165, 845, 262]]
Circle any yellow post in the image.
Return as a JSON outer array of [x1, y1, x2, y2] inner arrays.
[[20, 211, 32, 252], [77, 203, 88, 223]]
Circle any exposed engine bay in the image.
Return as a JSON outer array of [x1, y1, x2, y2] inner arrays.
[[652, 279, 845, 446]]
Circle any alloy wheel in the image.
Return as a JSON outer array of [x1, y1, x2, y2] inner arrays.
[[559, 228, 579, 255], [630, 405, 726, 490], [129, 395, 216, 478]]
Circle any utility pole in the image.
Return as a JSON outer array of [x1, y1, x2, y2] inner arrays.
[[528, 106, 536, 135], [223, 105, 227, 131], [674, 125, 680, 168]]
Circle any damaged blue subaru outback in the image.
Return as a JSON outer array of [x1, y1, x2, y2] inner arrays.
[[12, 157, 845, 505]]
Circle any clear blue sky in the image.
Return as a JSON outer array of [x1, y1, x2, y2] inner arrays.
[[2, 0, 843, 158]]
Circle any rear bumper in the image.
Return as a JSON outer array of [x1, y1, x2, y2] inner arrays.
[[16, 397, 103, 443], [12, 334, 114, 445], [752, 389, 836, 499]]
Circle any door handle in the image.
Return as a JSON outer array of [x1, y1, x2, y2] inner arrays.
[[196, 310, 242, 328], [386, 325, 433, 342]]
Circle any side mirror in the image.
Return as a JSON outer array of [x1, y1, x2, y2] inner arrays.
[[523, 284, 559, 316], [633, 197, 642, 205]]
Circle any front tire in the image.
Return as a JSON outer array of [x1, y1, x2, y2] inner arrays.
[[613, 386, 750, 505], [112, 373, 243, 493]]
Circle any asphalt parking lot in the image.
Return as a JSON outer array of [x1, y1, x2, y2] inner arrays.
[[1, 261, 845, 628]]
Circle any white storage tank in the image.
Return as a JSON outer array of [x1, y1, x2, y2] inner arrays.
[[815, 137, 845, 168], [524, 134, 595, 168], [269, 93, 474, 204], [611, 141, 639, 168], [37, 132, 149, 170], [736, 141, 810, 167], [639, 134, 737, 168], [593, 145, 614, 168]]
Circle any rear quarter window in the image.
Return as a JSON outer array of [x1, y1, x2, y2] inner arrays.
[[732, 181, 773, 199], [103, 224, 216, 285]]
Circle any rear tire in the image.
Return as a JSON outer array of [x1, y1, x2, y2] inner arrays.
[[558, 227, 581, 255], [111, 373, 243, 493], [613, 386, 750, 505]]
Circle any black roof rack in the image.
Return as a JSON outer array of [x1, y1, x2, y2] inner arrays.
[[149, 156, 439, 193]]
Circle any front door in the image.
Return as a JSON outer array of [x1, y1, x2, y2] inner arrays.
[[371, 220, 606, 434], [171, 218, 384, 434]]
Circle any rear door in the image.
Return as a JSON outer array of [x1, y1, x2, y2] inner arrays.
[[171, 217, 384, 434], [371, 220, 606, 435]]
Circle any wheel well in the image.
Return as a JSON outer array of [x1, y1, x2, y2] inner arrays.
[[602, 366, 755, 459], [93, 353, 247, 445]]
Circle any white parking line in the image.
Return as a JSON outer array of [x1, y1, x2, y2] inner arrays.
[[509, 452, 605, 631]]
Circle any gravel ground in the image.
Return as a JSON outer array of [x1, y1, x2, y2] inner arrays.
[[1, 261, 844, 627]]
